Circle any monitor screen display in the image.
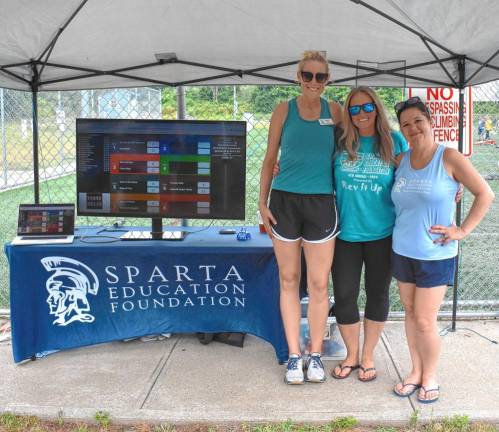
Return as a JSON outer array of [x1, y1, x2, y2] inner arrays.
[[76, 119, 246, 219]]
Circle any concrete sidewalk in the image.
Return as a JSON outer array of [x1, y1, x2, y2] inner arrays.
[[0, 320, 498, 426]]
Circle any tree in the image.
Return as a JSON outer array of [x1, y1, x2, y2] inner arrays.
[[375, 87, 404, 116], [249, 86, 301, 115], [161, 85, 406, 120]]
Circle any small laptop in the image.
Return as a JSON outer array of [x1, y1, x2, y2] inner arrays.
[[11, 203, 75, 245]]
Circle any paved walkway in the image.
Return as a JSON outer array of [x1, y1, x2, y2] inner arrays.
[[0, 320, 498, 426]]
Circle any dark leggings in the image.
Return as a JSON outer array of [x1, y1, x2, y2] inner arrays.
[[331, 236, 392, 325]]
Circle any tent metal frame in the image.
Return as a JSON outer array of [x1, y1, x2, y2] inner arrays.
[[2, 0, 499, 328]]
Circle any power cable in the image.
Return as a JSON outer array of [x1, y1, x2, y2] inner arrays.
[[440, 325, 498, 344]]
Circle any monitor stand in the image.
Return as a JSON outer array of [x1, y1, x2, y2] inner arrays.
[[120, 217, 186, 241]]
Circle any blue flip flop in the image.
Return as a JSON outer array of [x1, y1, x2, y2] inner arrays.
[[417, 385, 440, 404], [393, 382, 421, 397]]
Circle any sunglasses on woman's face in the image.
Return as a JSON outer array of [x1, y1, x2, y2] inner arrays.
[[300, 71, 329, 84], [348, 102, 375, 116]]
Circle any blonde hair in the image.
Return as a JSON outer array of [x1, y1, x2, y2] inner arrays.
[[339, 86, 394, 164], [297, 51, 329, 74]]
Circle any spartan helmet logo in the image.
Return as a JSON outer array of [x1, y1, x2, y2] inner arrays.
[[41, 257, 99, 326], [393, 177, 407, 193]]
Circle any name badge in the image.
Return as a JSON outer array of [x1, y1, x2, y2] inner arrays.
[[318, 118, 334, 126]]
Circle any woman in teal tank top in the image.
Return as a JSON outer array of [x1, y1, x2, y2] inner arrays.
[[259, 51, 342, 384], [392, 97, 494, 403]]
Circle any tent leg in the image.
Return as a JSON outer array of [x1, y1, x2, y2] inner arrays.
[[451, 56, 466, 332], [31, 87, 40, 204]]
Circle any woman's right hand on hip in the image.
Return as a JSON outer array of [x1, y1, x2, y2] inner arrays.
[[259, 204, 277, 238]]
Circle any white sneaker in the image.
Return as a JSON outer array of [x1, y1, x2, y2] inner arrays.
[[305, 352, 326, 383], [284, 354, 304, 385]]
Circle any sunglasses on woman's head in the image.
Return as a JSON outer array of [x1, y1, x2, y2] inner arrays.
[[348, 102, 375, 116], [394, 96, 427, 116], [300, 71, 329, 84]]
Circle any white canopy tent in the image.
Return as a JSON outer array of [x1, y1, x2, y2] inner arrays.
[[1, 0, 498, 196], [1, 0, 499, 90], [1, 0, 498, 325]]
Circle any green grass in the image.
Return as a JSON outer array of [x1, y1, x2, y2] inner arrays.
[[0, 413, 41, 432], [0, 413, 497, 432], [94, 411, 111, 429], [409, 410, 420, 429]]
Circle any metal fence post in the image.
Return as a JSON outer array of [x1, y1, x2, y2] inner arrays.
[[57, 91, 65, 162], [177, 86, 185, 120], [1, 88, 6, 187], [233, 85, 238, 119]]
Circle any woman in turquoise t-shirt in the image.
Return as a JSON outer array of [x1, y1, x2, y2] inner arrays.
[[331, 87, 408, 382]]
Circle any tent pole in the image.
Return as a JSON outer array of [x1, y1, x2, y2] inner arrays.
[[31, 62, 40, 204], [465, 49, 499, 85], [420, 38, 457, 87], [37, 0, 88, 78], [330, 59, 454, 87], [351, 0, 456, 57], [451, 55, 466, 332], [177, 86, 188, 227]]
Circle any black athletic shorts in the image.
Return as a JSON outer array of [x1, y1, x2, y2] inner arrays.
[[268, 189, 340, 243]]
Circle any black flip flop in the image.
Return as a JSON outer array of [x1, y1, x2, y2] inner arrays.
[[331, 364, 359, 379], [358, 365, 377, 382]]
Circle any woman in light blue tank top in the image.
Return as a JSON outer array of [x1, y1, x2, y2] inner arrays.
[[259, 51, 343, 384], [391, 97, 494, 403]]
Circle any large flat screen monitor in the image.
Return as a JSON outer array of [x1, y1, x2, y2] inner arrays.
[[76, 119, 246, 220]]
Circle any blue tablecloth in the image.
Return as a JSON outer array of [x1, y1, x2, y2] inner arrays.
[[4, 226, 288, 363]]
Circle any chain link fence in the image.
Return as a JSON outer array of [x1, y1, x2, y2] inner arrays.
[[0, 87, 163, 308], [454, 82, 499, 314], [0, 83, 497, 316]]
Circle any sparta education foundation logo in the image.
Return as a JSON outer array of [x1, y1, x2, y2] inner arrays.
[[393, 177, 406, 193], [41, 256, 99, 326]]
